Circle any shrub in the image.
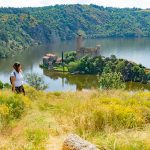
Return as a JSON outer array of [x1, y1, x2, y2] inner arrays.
[[0, 80, 3, 89], [68, 61, 80, 73], [99, 72, 125, 90], [0, 91, 31, 128], [0, 104, 9, 126], [64, 51, 76, 64], [4, 83, 11, 89], [93, 104, 145, 131], [24, 85, 44, 101], [25, 73, 47, 90]]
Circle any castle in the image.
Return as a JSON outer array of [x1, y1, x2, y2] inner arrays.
[[42, 34, 101, 69], [76, 34, 101, 59]]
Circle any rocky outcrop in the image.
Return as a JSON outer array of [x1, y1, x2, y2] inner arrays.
[[62, 134, 99, 150]]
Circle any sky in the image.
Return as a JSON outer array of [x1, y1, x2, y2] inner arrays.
[[0, 0, 150, 9]]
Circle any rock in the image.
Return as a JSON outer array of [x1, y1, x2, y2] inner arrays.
[[62, 134, 99, 150]]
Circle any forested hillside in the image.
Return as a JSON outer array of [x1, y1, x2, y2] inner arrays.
[[0, 4, 150, 58]]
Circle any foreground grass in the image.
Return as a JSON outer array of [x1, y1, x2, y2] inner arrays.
[[0, 87, 150, 149]]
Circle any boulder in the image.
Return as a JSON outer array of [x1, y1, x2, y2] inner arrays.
[[62, 134, 99, 150]]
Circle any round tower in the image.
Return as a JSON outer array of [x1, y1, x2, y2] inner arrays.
[[96, 45, 101, 55], [76, 34, 83, 51]]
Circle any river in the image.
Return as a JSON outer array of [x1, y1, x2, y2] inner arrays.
[[0, 37, 150, 91]]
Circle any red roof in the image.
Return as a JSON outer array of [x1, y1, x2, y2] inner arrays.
[[46, 53, 56, 57], [57, 58, 62, 62], [43, 56, 49, 59]]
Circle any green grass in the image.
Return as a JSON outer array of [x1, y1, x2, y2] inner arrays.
[[53, 66, 68, 72], [25, 128, 48, 146]]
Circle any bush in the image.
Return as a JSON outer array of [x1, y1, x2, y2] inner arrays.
[[25, 73, 47, 90], [0, 82, 11, 89], [93, 104, 144, 131], [99, 72, 125, 90], [0, 81, 3, 89], [4, 83, 11, 89], [0, 91, 31, 128], [64, 51, 77, 64], [68, 61, 80, 73]]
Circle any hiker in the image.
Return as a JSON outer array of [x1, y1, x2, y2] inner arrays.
[[10, 62, 25, 95]]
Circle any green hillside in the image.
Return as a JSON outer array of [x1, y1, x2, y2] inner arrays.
[[1, 5, 150, 58]]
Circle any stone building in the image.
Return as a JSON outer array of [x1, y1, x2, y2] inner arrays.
[[76, 34, 101, 59], [42, 53, 61, 69]]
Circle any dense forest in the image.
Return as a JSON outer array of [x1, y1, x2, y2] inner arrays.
[[1, 4, 150, 58]]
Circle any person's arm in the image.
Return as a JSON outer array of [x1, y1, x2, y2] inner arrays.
[[11, 76, 16, 92]]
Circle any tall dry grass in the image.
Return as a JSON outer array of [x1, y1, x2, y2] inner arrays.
[[0, 87, 150, 149]]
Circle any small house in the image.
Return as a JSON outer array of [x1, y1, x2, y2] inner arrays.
[[42, 53, 62, 69], [43, 53, 57, 69]]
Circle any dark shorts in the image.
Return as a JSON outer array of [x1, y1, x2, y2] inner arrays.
[[15, 85, 25, 95]]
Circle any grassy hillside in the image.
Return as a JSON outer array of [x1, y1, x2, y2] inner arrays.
[[0, 86, 150, 149], [1, 5, 150, 57]]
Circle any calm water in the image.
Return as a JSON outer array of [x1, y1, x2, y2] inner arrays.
[[0, 38, 150, 91]]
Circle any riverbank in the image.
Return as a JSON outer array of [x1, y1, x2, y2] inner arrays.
[[0, 87, 150, 149]]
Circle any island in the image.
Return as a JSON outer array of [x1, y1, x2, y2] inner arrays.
[[40, 34, 150, 84]]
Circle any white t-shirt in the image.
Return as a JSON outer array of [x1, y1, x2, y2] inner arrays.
[[10, 70, 23, 87]]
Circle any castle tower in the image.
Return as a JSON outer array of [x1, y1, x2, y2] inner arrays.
[[96, 45, 101, 55], [76, 34, 83, 51]]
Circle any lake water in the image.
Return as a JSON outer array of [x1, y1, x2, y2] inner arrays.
[[0, 38, 150, 91]]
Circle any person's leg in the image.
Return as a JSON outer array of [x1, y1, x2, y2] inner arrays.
[[15, 87, 20, 93], [15, 86, 25, 96], [21, 86, 25, 96]]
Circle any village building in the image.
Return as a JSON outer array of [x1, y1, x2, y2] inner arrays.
[[42, 53, 61, 69]]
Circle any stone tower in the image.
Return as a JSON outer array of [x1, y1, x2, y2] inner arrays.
[[76, 34, 83, 51], [96, 45, 101, 55]]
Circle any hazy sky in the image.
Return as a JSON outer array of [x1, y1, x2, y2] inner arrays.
[[0, 0, 149, 9]]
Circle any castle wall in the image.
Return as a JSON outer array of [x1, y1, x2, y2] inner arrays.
[[76, 46, 101, 59], [76, 35, 101, 59]]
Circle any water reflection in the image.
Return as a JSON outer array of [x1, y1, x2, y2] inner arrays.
[[43, 69, 99, 91], [43, 69, 150, 91], [126, 82, 150, 91]]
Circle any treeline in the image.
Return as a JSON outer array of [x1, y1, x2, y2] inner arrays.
[[65, 51, 150, 83], [1, 4, 150, 57]]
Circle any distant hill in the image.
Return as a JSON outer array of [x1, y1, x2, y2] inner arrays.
[[1, 5, 150, 58]]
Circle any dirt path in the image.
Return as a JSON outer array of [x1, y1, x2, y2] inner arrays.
[[46, 135, 66, 150]]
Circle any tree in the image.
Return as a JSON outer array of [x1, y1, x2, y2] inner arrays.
[[99, 72, 125, 90], [64, 51, 77, 64], [68, 61, 80, 73]]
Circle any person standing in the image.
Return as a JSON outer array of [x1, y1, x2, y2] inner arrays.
[[10, 62, 25, 95]]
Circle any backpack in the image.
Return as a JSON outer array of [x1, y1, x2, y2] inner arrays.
[[10, 72, 16, 85]]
